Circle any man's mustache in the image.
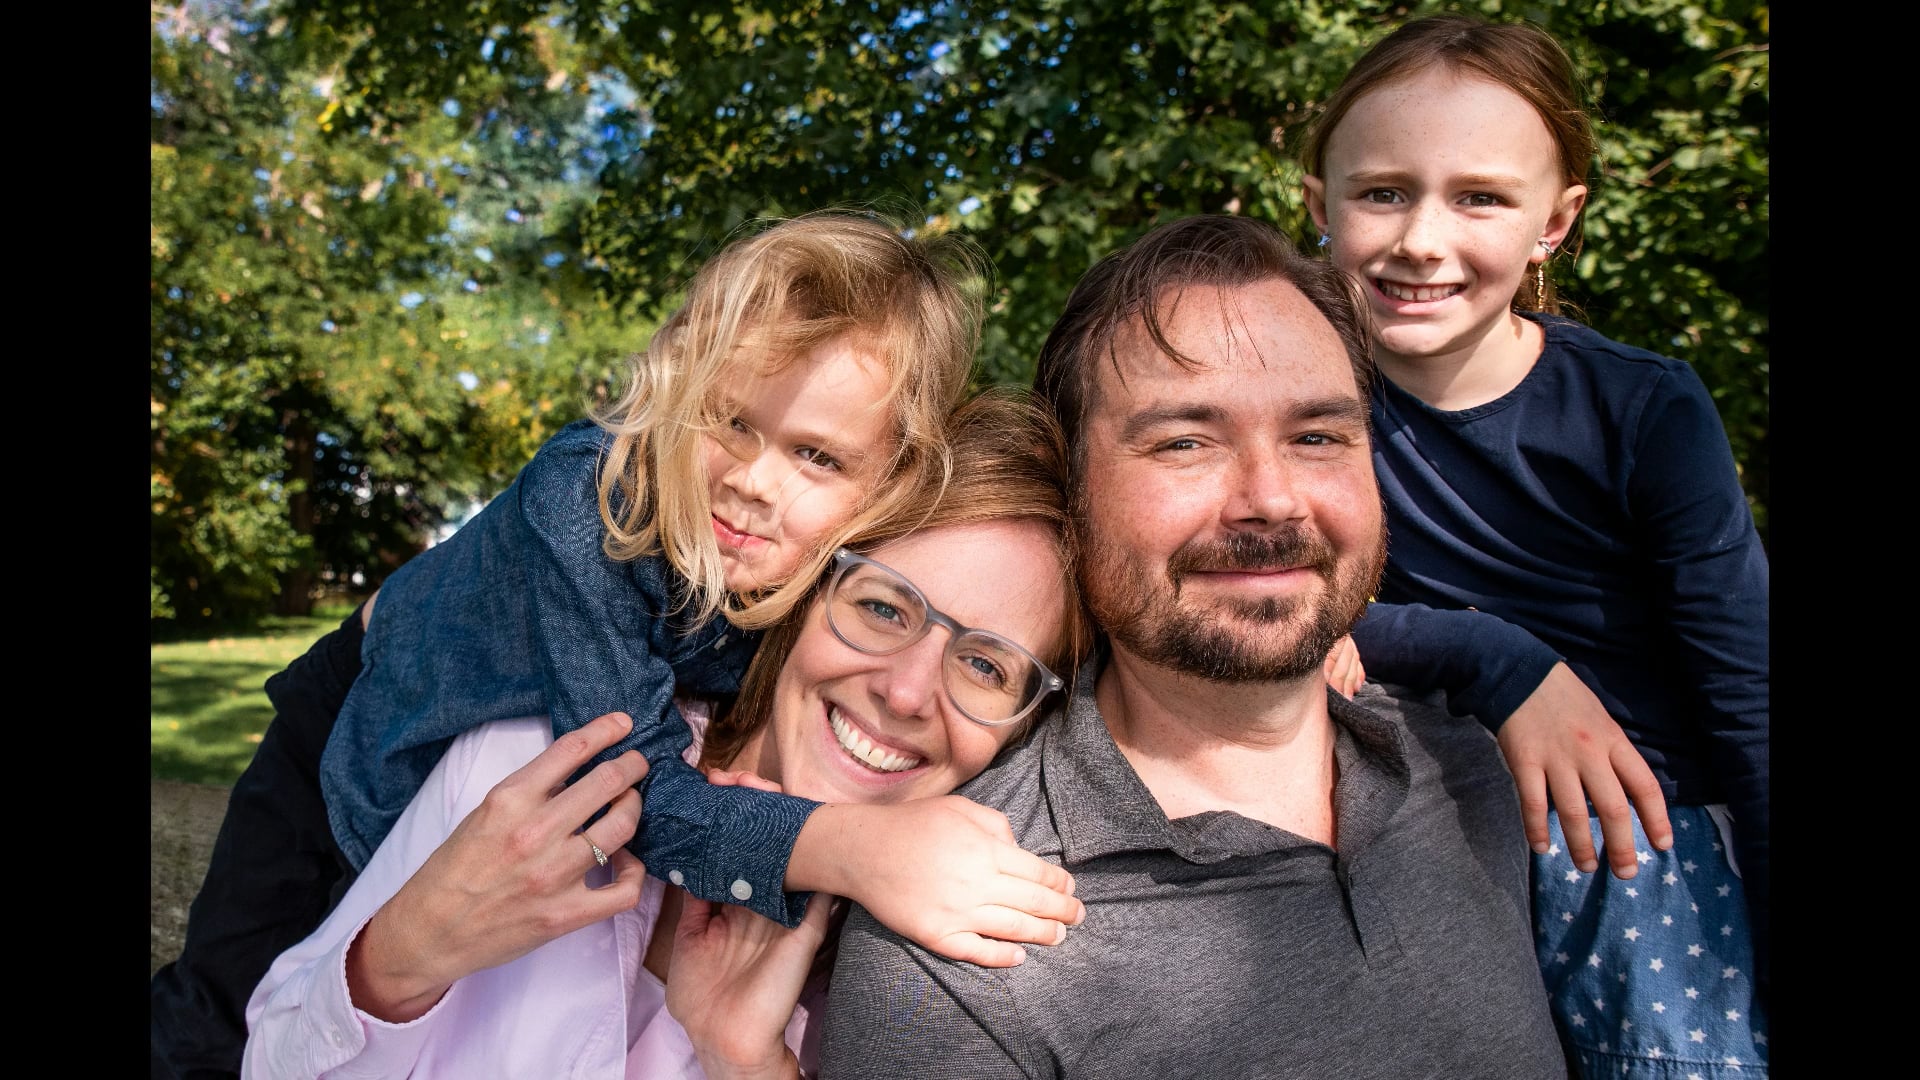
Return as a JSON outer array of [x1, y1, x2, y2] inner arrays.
[[1166, 528, 1336, 582]]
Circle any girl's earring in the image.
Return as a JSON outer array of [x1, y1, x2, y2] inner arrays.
[[1318, 233, 1332, 249], [1535, 241, 1555, 307]]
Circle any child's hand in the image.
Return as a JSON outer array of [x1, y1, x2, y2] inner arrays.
[[790, 796, 1084, 968], [1497, 663, 1673, 879], [1322, 634, 1366, 699]]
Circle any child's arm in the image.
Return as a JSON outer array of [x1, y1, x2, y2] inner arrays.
[[511, 424, 824, 928], [786, 797, 1084, 968], [1351, 601, 1672, 878], [1629, 365, 1770, 991]]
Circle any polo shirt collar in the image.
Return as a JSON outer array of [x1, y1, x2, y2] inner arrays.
[[1042, 646, 1413, 866]]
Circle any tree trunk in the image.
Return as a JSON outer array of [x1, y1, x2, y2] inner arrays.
[[276, 413, 316, 616]]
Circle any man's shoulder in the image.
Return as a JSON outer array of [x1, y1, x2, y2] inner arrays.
[[951, 719, 1062, 851], [1349, 683, 1508, 778]]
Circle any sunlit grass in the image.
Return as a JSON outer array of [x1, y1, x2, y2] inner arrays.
[[149, 604, 355, 786]]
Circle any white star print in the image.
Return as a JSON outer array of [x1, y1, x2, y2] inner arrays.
[[1682, 859, 1698, 873], [1625, 887, 1639, 898], [1662, 915, 1674, 926], [1679, 819, 1691, 829], [1662, 872, 1678, 885], [1621, 1019, 1633, 1033], [1690, 902, 1700, 913], [1726, 1009, 1741, 1021], [1723, 966, 1739, 979], [1651, 1002, 1666, 1013], [1689, 1029, 1707, 1044], [1562, 911, 1574, 923], [1571, 1013, 1587, 1028], [1617, 972, 1628, 984], [1592, 997, 1606, 1013], [1589, 953, 1603, 968], [1723, 1058, 1742, 1069], [1649, 1046, 1663, 1059], [1711, 841, 1721, 851], [1688, 944, 1705, 957], [1753, 1033, 1768, 1046], [1721, 925, 1734, 937], [1566, 869, 1582, 882], [1685, 987, 1700, 1000], [1686, 1073, 1701, 1080], [1624, 927, 1642, 941], [1649, 958, 1664, 972], [1716, 884, 1732, 897], [1636, 848, 1652, 864], [1548, 843, 1560, 856], [1555, 952, 1569, 964]]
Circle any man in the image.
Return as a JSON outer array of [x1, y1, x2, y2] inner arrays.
[[819, 215, 1566, 1079]]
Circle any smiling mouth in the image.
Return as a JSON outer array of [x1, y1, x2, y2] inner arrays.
[[1376, 279, 1464, 303], [712, 514, 764, 550], [828, 705, 924, 774]]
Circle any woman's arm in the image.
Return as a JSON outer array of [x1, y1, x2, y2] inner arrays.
[[243, 712, 651, 1077]]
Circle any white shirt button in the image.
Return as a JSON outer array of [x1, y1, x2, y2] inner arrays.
[[730, 878, 753, 901], [668, 869, 684, 886], [329, 1028, 344, 1047]]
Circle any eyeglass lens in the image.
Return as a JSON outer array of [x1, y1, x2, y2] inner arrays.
[[829, 561, 1047, 724]]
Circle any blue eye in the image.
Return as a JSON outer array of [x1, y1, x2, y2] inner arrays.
[[858, 599, 903, 625], [960, 652, 1009, 689]]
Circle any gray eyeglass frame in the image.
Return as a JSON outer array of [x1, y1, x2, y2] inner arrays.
[[825, 547, 1066, 728]]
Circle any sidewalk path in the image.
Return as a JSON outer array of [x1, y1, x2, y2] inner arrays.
[[150, 780, 229, 978]]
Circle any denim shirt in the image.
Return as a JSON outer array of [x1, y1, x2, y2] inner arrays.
[[319, 419, 822, 927]]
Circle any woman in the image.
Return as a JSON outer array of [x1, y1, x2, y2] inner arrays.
[[242, 391, 1090, 1079]]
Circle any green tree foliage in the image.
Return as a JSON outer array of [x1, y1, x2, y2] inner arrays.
[[151, 2, 648, 628], [288, 0, 1769, 531], [154, 0, 1768, 627]]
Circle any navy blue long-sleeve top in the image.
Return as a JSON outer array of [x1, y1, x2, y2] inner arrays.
[[320, 419, 821, 926], [1350, 315, 1769, 974]]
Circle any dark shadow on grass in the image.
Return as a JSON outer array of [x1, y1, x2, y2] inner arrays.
[[150, 658, 287, 785]]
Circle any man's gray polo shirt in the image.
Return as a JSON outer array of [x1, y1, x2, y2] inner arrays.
[[821, 655, 1566, 1079]]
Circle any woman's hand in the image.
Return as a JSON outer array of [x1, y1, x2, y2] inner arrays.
[[1498, 663, 1673, 879], [345, 711, 651, 1021], [789, 795, 1083, 968], [1322, 634, 1366, 699], [669, 768, 829, 1080]]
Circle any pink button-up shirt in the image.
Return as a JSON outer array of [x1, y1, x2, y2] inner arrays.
[[243, 712, 824, 1079]]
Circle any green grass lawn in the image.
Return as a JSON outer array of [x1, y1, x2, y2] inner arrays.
[[150, 604, 356, 786]]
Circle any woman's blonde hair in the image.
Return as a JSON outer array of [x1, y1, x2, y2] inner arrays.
[[701, 388, 1092, 769], [592, 211, 987, 629]]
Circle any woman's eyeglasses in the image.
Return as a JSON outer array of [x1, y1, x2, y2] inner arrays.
[[824, 548, 1065, 728]]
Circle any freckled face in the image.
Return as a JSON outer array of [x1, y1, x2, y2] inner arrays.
[[741, 520, 1067, 804], [703, 335, 896, 594], [1304, 68, 1587, 376]]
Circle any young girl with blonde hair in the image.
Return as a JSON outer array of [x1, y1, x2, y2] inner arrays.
[[154, 213, 1083, 1078]]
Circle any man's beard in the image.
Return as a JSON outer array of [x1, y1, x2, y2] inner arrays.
[[1082, 522, 1386, 683]]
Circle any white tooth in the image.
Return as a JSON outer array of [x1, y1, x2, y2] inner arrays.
[[827, 705, 923, 773]]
